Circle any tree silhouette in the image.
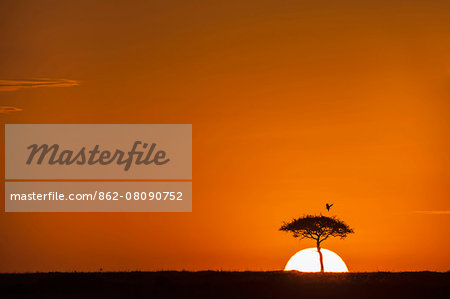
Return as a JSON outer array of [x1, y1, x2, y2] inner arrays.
[[280, 215, 354, 272]]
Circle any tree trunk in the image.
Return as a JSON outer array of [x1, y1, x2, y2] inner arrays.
[[317, 241, 324, 273]]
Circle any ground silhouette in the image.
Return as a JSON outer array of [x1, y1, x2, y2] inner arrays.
[[1, 271, 449, 298]]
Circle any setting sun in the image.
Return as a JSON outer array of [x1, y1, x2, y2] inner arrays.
[[285, 248, 349, 272]]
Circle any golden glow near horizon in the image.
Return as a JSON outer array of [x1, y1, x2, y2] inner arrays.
[[285, 248, 349, 272]]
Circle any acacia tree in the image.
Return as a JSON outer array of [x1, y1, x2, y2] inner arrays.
[[280, 215, 354, 272]]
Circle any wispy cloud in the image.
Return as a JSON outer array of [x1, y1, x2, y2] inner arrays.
[[411, 210, 450, 215], [0, 106, 23, 114], [0, 78, 79, 91]]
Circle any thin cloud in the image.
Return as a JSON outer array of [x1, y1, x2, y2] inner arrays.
[[411, 210, 450, 215], [0, 78, 79, 91], [0, 106, 23, 114]]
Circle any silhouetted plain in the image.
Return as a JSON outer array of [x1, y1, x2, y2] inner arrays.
[[1, 271, 449, 298]]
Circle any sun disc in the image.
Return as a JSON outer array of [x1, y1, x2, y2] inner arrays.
[[284, 248, 348, 272]]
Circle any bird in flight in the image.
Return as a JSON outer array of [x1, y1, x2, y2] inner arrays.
[[326, 203, 334, 211]]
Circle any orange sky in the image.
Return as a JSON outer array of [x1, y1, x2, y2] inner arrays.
[[1, 0, 449, 272]]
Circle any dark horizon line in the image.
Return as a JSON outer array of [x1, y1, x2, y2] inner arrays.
[[0, 270, 449, 275]]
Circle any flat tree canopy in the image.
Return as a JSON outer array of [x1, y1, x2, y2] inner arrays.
[[279, 215, 354, 246]]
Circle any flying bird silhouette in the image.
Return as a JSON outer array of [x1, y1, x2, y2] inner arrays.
[[326, 203, 334, 211]]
